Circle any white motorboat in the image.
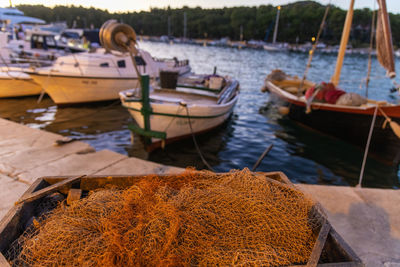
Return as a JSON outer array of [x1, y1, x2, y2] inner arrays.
[[27, 48, 191, 105], [0, 33, 43, 98], [0, 7, 45, 27], [120, 74, 239, 150], [7, 30, 85, 64]]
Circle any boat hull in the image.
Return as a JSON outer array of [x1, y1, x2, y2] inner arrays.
[[29, 73, 140, 104], [266, 81, 400, 165], [0, 75, 42, 98], [122, 96, 238, 150], [287, 103, 400, 165]]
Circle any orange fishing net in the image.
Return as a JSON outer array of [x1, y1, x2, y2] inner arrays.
[[8, 169, 322, 266]]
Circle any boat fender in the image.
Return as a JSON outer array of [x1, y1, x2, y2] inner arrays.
[[278, 106, 290, 115], [379, 107, 400, 139], [261, 84, 269, 93]]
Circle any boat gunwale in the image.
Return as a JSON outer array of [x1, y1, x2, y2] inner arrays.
[[120, 79, 240, 108], [265, 81, 400, 117], [121, 93, 239, 119], [25, 71, 144, 80]]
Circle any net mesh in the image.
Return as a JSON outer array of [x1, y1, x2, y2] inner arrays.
[[7, 169, 322, 266]]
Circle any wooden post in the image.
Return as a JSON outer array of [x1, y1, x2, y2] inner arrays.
[[140, 75, 152, 144], [331, 0, 355, 86], [183, 12, 187, 39]]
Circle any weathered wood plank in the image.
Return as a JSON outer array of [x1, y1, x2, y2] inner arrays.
[[67, 189, 82, 205], [16, 175, 85, 205], [307, 220, 331, 267], [0, 252, 10, 267], [0, 178, 45, 253]]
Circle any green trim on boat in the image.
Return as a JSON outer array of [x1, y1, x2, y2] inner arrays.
[[128, 124, 167, 139], [123, 98, 142, 103], [177, 84, 221, 93], [122, 103, 233, 119]]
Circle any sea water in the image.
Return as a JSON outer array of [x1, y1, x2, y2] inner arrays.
[[1, 41, 399, 188]]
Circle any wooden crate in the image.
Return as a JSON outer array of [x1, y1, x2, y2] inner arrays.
[[0, 172, 363, 266]]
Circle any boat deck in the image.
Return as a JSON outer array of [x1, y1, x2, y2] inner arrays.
[[152, 88, 218, 105]]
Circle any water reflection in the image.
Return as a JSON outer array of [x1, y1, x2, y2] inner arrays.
[[260, 103, 400, 189], [145, 118, 235, 169]]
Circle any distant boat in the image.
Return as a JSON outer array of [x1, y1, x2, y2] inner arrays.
[[26, 48, 191, 105], [263, 43, 288, 52], [0, 29, 80, 98], [0, 7, 45, 27], [263, 6, 288, 52], [261, 0, 400, 165], [6, 30, 84, 63]]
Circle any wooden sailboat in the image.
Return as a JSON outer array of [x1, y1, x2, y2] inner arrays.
[[262, 0, 400, 165]]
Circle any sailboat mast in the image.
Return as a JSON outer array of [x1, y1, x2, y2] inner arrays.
[[331, 0, 355, 86], [272, 6, 281, 44], [183, 12, 187, 39]]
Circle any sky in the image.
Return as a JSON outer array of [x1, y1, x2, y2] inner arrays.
[[7, 0, 400, 14]]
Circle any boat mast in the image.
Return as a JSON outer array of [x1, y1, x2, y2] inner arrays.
[[183, 12, 187, 39], [331, 0, 355, 86], [272, 6, 281, 44]]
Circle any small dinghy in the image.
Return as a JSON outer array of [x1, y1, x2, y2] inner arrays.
[[120, 73, 239, 150]]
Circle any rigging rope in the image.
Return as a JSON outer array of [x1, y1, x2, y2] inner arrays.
[[298, 3, 330, 96]]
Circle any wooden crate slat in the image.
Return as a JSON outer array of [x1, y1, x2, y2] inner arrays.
[[308, 220, 331, 266]]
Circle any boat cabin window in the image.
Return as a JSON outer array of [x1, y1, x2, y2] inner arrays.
[[4, 12, 23, 16], [31, 35, 46, 50], [100, 62, 109, 67], [135, 56, 146, 66], [117, 60, 126, 68], [45, 36, 56, 47]]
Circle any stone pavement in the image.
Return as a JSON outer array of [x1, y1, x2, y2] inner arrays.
[[0, 118, 182, 219]]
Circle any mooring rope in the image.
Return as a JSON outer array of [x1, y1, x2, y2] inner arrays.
[[181, 102, 215, 171], [37, 67, 54, 104], [357, 105, 378, 188]]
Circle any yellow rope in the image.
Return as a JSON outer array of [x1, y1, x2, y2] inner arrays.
[[378, 106, 400, 139]]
